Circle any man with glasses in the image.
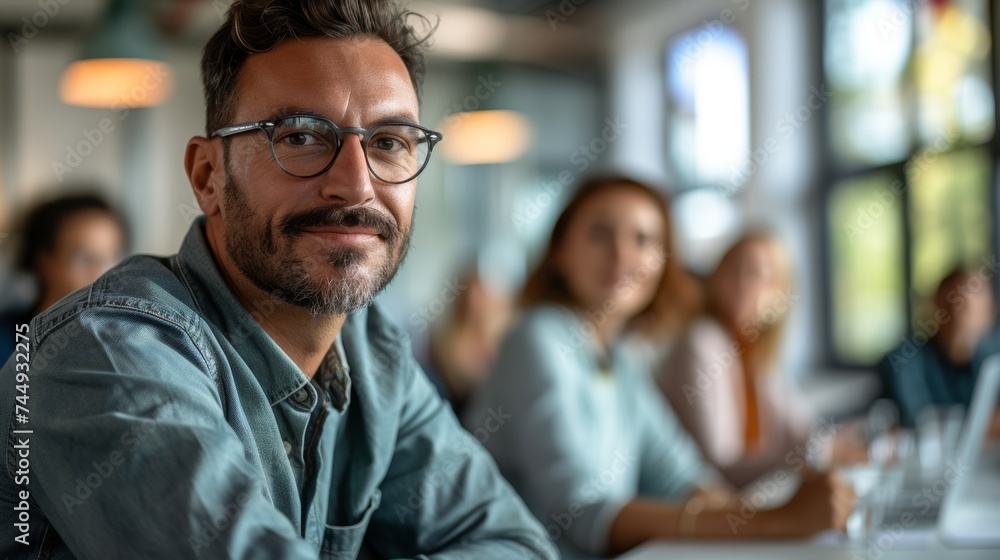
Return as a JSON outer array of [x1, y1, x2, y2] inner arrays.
[[0, 1, 555, 558]]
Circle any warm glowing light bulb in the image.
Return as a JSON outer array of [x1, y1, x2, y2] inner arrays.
[[439, 110, 532, 165], [60, 58, 173, 108]]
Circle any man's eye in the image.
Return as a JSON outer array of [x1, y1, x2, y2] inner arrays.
[[283, 132, 321, 146], [373, 137, 403, 151]]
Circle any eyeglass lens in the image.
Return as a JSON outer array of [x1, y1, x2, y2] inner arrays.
[[270, 116, 431, 182]]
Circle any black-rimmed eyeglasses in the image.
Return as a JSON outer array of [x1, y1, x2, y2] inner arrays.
[[211, 114, 443, 184]]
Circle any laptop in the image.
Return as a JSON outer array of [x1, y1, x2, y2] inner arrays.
[[936, 353, 1000, 547]]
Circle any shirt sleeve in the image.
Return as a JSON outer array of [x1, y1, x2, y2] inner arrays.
[[633, 366, 720, 498], [363, 343, 557, 560], [7, 307, 317, 559]]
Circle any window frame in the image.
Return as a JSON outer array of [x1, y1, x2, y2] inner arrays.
[[818, 0, 1000, 368]]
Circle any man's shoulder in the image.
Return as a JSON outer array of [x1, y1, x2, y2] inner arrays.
[[32, 253, 202, 344], [880, 336, 938, 377]]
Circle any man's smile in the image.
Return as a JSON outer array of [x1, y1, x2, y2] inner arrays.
[[300, 225, 383, 247]]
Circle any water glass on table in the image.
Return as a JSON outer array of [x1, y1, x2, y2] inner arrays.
[[839, 399, 909, 542]]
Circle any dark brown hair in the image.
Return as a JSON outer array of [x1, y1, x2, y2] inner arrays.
[[201, 0, 434, 134], [934, 266, 990, 311], [521, 175, 701, 338], [17, 193, 127, 273]]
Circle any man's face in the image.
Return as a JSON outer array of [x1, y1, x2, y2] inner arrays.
[[218, 37, 419, 316]]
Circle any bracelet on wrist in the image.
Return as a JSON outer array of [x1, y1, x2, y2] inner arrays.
[[678, 494, 706, 537]]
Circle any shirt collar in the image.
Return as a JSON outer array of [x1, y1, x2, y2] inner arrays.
[[312, 334, 352, 413], [173, 217, 319, 406]]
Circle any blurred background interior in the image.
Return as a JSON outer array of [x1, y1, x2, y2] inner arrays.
[[0, 0, 997, 420]]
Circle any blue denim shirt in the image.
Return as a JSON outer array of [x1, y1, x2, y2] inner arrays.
[[0, 218, 555, 560]]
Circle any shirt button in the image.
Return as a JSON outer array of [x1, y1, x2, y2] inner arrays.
[[283, 441, 293, 455], [292, 388, 310, 404]]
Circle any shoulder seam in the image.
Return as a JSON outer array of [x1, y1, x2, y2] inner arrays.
[[33, 299, 219, 386]]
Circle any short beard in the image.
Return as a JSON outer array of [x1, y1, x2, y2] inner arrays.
[[221, 169, 410, 317]]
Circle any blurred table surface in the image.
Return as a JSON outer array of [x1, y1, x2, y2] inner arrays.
[[621, 444, 1000, 560], [618, 539, 999, 560]]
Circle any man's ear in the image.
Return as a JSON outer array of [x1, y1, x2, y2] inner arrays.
[[185, 136, 224, 217]]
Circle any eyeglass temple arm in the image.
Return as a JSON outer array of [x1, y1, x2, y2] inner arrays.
[[212, 122, 269, 138]]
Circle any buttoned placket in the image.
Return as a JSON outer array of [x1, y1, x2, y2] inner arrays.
[[296, 337, 352, 546]]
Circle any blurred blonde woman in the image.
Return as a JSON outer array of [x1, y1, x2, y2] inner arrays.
[[465, 180, 852, 560], [658, 233, 832, 488]]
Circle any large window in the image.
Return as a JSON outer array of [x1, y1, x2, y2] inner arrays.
[[823, 0, 997, 365], [665, 24, 749, 270], [666, 26, 749, 191]]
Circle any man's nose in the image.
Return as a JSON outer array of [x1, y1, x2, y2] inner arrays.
[[320, 134, 376, 205]]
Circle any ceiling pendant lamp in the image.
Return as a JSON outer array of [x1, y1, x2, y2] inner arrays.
[[439, 110, 533, 165], [60, 0, 174, 108]]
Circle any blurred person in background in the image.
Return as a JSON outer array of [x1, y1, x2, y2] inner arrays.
[[0, 193, 126, 360], [464, 177, 853, 560], [878, 267, 1000, 428], [658, 234, 867, 489], [425, 268, 514, 415]]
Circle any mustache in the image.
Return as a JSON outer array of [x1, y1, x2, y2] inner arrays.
[[280, 206, 400, 242]]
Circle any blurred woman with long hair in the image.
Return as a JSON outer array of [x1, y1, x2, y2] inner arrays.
[[658, 233, 859, 488]]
